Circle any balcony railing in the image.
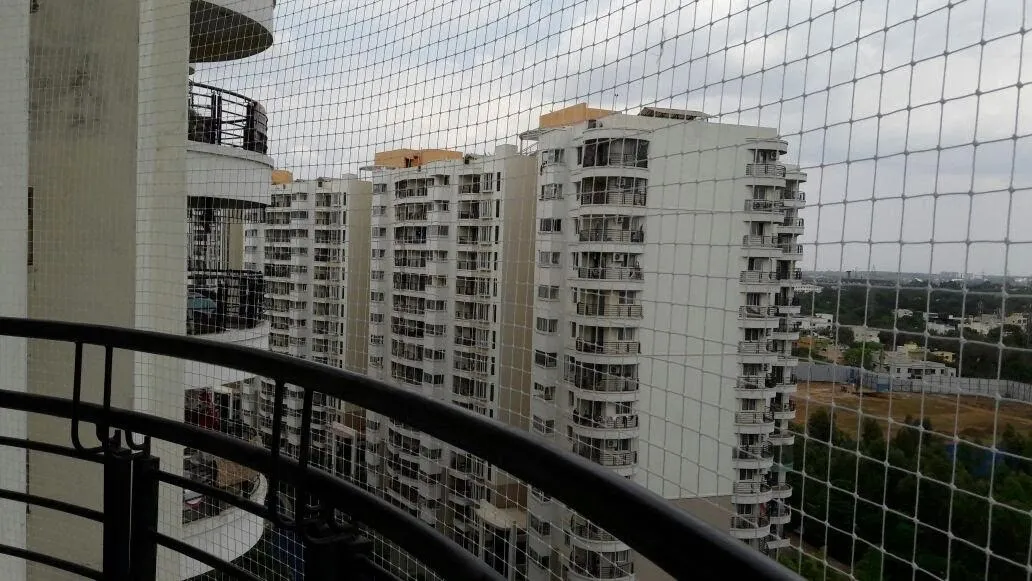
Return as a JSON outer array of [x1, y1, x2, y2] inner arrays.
[[574, 266, 644, 281], [577, 229, 645, 243], [566, 376, 640, 393], [739, 305, 778, 319], [572, 413, 639, 429], [0, 317, 802, 581], [188, 82, 268, 154], [576, 303, 643, 318], [745, 164, 786, 178], [187, 269, 264, 335], [735, 411, 775, 425], [578, 190, 647, 207], [575, 340, 641, 355]]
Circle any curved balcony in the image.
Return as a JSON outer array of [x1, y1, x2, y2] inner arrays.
[[732, 444, 774, 470], [730, 515, 771, 540], [565, 376, 640, 403], [188, 83, 273, 207], [734, 410, 776, 434], [187, 269, 267, 348], [779, 217, 805, 234], [576, 228, 646, 245], [732, 481, 774, 505], [572, 267, 645, 289], [575, 339, 641, 357], [735, 376, 775, 400], [191, 0, 275, 62], [573, 190, 649, 216], [741, 236, 782, 258], [575, 302, 643, 320], [743, 199, 784, 217], [744, 164, 787, 188], [571, 413, 639, 439], [739, 306, 779, 329], [0, 317, 801, 581]]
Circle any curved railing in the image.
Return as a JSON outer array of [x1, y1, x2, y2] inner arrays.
[[188, 82, 268, 154], [0, 317, 802, 581]]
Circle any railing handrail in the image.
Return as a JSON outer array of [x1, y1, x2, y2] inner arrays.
[[0, 316, 801, 581]]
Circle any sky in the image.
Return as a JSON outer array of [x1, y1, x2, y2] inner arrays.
[[196, 0, 1032, 275]]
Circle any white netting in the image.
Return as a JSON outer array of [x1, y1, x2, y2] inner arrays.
[[0, 0, 1030, 580]]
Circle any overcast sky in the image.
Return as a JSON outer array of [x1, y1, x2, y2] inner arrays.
[[196, 0, 1031, 275]]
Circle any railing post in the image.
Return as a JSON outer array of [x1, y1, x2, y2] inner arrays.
[[129, 454, 160, 581], [103, 448, 134, 581]]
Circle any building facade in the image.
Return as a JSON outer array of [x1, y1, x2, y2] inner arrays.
[[244, 173, 372, 469], [521, 104, 806, 581], [361, 145, 537, 580]]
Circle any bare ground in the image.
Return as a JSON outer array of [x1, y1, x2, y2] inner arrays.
[[796, 381, 1032, 442]]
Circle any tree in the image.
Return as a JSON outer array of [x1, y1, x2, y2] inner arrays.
[[843, 342, 882, 370], [834, 325, 855, 347]]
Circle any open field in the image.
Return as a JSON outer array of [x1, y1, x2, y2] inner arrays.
[[796, 381, 1032, 442]]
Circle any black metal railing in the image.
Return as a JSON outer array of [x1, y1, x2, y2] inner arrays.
[[188, 82, 268, 154], [0, 317, 802, 581], [188, 269, 265, 335]]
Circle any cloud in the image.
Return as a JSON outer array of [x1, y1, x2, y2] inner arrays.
[[194, 0, 1032, 274]]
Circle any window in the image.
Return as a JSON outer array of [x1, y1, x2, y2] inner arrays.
[[535, 318, 558, 333], [537, 285, 560, 300], [372, 248, 386, 258], [370, 356, 383, 368], [371, 313, 384, 323], [534, 350, 557, 368], [371, 270, 384, 281], [370, 335, 384, 345], [538, 218, 562, 233], [372, 227, 387, 237], [373, 183, 387, 194], [538, 251, 561, 266], [482, 173, 495, 192], [429, 225, 449, 237], [372, 205, 386, 216], [540, 183, 563, 200], [532, 416, 555, 436], [433, 200, 449, 212], [370, 291, 384, 302], [541, 149, 564, 165]]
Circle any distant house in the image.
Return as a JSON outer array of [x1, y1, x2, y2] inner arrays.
[[798, 312, 833, 332], [927, 321, 956, 335], [883, 355, 957, 380], [893, 308, 913, 318], [931, 350, 955, 364], [849, 326, 881, 343]]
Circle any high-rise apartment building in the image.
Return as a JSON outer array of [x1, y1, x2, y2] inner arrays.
[[361, 145, 537, 580], [521, 104, 805, 581], [244, 172, 372, 473]]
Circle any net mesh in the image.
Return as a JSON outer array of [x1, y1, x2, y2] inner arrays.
[[0, 0, 1030, 580]]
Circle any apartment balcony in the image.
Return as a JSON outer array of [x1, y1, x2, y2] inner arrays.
[[771, 401, 796, 421], [191, 0, 274, 62], [187, 269, 268, 348], [774, 375, 798, 394], [734, 410, 776, 434], [571, 413, 640, 438], [741, 235, 782, 258], [576, 303, 644, 320], [769, 429, 796, 447], [565, 376, 640, 403], [779, 217, 805, 234], [575, 339, 641, 358], [769, 503, 792, 526], [765, 534, 793, 550], [770, 482, 793, 500], [572, 444, 638, 476], [739, 270, 780, 288], [774, 295, 802, 315], [732, 481, 774, 505], [573, 266, 644, 283], [567, 561, 636, 581], [771, 319, 801, 341], [576, 228, 646, 245], [738, 341, 778, 365], [576, 190, 648, 211], [780, 243, 804, 259], [0, 317, 801, 581], [568, 516, 628, 551], [745, 163, 787, 179], [738, 306, 780, 329], [730, 515, 772, 540], [780, 189, 804, 208], [743, 199, 784, 217], [735, 375, 776, 400], [187, 83, 272, 206], [732, 444, 774, 470]]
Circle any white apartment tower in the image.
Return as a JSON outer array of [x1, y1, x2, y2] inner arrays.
[[521, 104, 805, 581], [362, 146, 536, 580], [244, 173, 372, 470]]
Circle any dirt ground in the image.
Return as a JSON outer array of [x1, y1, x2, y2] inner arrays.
[[797, 381, 1032, 442]]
